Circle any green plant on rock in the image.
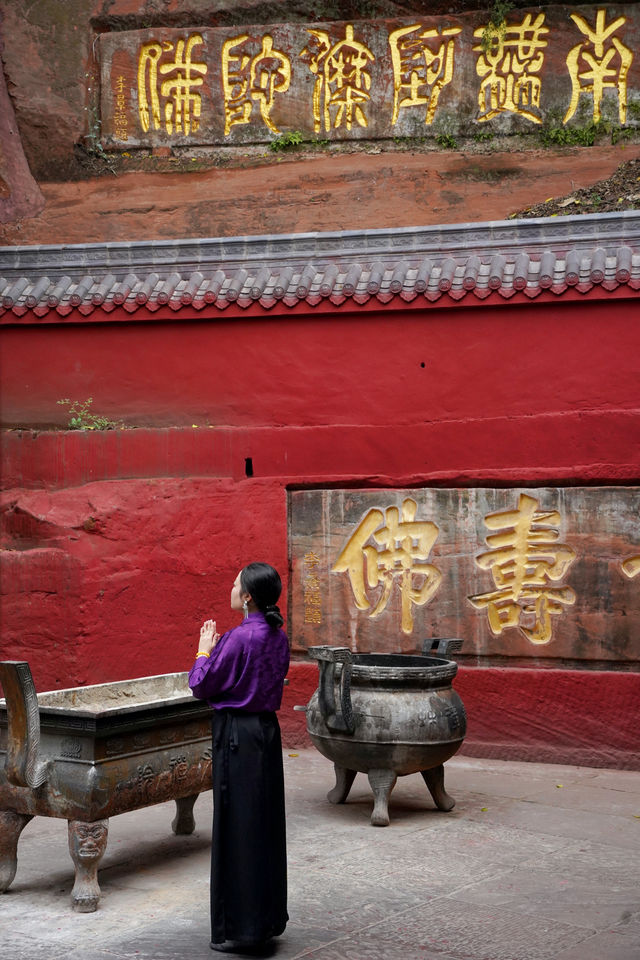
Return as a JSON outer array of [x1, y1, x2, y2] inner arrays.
[[269, 130, 304, 152], [57, 398, 121, 430], [612, 125, 633, 145], [541, 119, 600, 147], [541, 114, 633, 148], [480, 0, 515, 52], [436, 132, 458, 150]]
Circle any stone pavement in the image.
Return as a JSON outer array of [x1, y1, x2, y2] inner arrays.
[[2, 750, 639, 960]]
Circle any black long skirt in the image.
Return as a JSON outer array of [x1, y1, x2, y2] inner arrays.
[[210, 709, 288, 945]]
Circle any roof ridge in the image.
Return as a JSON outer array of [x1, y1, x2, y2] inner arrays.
[[1, 213, 639, 319]]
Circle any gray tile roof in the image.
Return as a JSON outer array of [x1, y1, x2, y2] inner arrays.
[[1, 212, 639, 319]]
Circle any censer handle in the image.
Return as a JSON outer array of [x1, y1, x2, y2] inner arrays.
[[423, 638, 464, 659], [307, 647, 355, 735]]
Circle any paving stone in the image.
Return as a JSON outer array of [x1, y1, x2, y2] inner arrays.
[[456, 860, 639, 931], [2, 753, 640, 960], [288, 869, 431, 933], [554, 929, 640, 960], [3, 934, 79, 960], [520, 780, 640, 816], [355, 897, 595, 960], [295, 939, 460, 959], [462, 795, 640, 850]]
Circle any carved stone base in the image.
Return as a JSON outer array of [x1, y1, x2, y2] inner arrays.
[[0, 810, 33, 892], [68, 819, 109, 912]]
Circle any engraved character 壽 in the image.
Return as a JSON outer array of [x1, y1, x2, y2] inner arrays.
[[469, 493, 576, 644]]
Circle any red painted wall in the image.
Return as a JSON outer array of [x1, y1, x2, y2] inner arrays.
[[2, 295, 639, 766], [2, 298, 639, 433]]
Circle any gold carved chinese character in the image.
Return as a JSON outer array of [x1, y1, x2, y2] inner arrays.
[[389, 24, 461, 125], [302, 551, 323, 624], [469, 493, 576, 644], [473, 13, 548, 123], [222, 34, 291, 135], [138, 34, 207, 136], [622, 555, 640, 579], [113, 74, 128, 140], [332, 498, 441, 634], [300, 25, 375, 133], [564, 9, 633, 125]]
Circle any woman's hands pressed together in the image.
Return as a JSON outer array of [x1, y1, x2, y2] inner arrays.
[[197, 619, 221, 658]]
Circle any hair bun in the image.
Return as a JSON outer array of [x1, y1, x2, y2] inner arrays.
[[263, 603, 284, 628]]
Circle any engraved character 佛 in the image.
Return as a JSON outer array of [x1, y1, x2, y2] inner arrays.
[[333, 498, 441, 634]]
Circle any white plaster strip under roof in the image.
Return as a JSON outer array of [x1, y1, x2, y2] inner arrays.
[[1, 211, 639, 319]]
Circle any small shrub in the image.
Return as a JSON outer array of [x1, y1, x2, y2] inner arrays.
[[57, 398, 121, 430], [436, 132, 458, 150], [480, 0, 515, 52], [269, 131, 304, 152]]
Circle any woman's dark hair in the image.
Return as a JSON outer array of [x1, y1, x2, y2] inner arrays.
[[240, 562, 284, 628]]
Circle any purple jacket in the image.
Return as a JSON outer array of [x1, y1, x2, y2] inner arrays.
[[188, 612, 290, 712]]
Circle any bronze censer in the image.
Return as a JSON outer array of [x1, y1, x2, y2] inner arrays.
[[302, 640, 466, 826]]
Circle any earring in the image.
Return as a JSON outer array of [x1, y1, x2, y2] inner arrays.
[[243, 599, 249, 619]]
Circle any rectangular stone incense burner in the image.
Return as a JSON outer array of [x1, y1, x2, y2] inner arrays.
[[0, 662, 212, 911]]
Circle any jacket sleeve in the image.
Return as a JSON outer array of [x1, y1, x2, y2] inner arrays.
[[188, 630, 245, 702]]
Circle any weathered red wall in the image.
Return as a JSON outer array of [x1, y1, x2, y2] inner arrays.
[[2, 295, 639, 765], [2, 297, 639, 434]]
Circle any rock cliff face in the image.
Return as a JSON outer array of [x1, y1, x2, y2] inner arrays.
[[0, 49, 44, 222]]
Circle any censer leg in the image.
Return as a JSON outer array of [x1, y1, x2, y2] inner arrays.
[[68, 819, 109, 912], [327, 764, 357, 804], [0, 810, 33, 892], [421, 763, 456, 811], [367, 768, 397, 827], [172, 793, 198, 835]]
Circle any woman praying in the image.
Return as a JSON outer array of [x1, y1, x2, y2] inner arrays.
[[189, 562, 290, 954]]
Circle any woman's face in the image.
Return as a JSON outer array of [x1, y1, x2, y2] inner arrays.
[[230, 571, 247, 611]]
